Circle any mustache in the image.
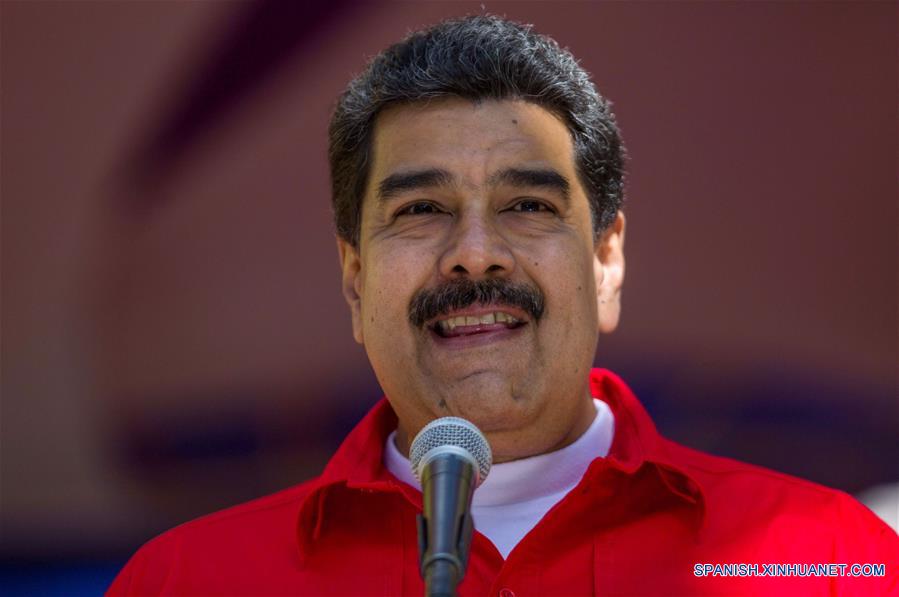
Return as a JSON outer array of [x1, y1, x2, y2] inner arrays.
[[408, 278, 545, 328]]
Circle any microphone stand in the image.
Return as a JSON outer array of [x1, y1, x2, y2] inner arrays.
[[417, 454, 477, 597]]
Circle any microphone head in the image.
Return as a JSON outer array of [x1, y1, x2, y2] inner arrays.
[[410, 416, 492, 487]]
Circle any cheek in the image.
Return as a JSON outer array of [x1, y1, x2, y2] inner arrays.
[[529, 240, 598, 312], [555, 264, 600, 348], [359, 248, 430, 335], [566, 263, 600, 324], [360, 281, 393, 338]]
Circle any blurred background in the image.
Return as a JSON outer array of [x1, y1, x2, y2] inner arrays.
[[2, 1, 896, 594]]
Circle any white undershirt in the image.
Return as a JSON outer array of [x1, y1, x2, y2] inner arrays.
[[384, 399, 615, 559]]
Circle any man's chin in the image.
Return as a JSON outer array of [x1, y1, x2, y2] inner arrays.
[[433, 377, 535, 431]]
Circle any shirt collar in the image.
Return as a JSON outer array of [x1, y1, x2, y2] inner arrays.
[[296, 368, 707, 558], [384, 398, 615, 505], [589, 369, 707, 516]]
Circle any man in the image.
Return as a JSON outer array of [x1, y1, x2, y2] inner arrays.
[[109, 15, 897, 595]]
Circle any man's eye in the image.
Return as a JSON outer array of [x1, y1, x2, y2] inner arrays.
[[397, 202, 440, 216], [511, 200, 553, 213]]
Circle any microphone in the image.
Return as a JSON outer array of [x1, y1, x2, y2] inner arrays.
[[410, 417, 492, 597]]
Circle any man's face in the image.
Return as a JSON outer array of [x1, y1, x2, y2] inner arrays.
[[338, 98, 625, 462]]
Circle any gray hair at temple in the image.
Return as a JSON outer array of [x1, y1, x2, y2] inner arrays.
[[328, 15, 626, 246]]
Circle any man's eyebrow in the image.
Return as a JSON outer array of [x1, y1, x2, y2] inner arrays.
[[376, 168, 455, 202], [487, 168, 571, 201]]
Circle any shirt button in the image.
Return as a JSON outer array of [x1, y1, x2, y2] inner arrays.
[[499, 589, 516, 597]]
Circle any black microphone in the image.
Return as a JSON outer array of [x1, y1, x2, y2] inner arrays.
[[410, 417, 492, 597]]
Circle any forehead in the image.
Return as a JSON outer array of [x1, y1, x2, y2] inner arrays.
[[368, 98, 579, 192]]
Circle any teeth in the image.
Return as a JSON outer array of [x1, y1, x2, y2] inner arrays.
[[436, 312, 519, 331]]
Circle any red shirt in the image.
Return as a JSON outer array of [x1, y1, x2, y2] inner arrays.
[[109, 369, 898, 596]]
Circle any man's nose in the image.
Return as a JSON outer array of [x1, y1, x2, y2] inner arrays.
[[437, 211, 515, 279]]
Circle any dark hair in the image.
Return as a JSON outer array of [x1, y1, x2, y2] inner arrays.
[[328, 15, 625, 246]]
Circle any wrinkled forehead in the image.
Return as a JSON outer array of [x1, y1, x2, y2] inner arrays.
[[366, 97, 580, 198]]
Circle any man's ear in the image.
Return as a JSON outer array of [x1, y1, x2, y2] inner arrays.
[[337, 237, 365, 344], [593, 211, 626, 334]]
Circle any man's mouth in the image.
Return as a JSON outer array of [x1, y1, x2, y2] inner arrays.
[[429, 310, 526, 338]]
